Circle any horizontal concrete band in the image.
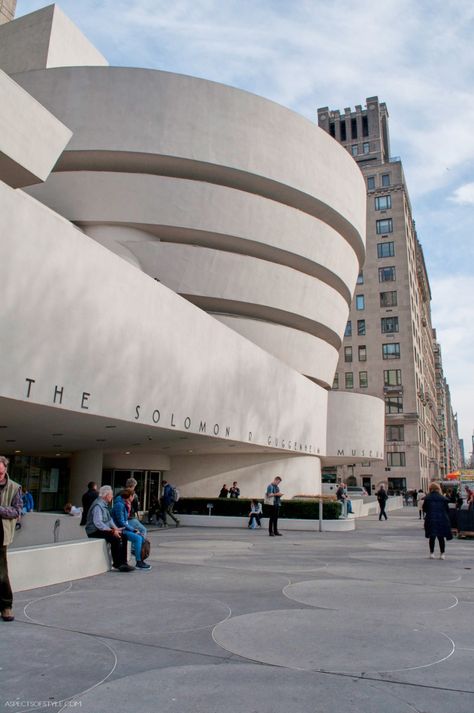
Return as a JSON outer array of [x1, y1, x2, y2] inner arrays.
[[26, 172, 360, 304], [9, 539, 111, 592], [14, 66, 367, 263], [54, 152, 366, 266], [0, 68, 72, 188], [213, 316, 339, 386], [81, 236, 348, 350], [325, 390, 385, 462], [0, 183, 329, 452]]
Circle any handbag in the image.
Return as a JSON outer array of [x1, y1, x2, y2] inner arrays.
[[141, 538, 151, 561], [264, 491, 274, 506]]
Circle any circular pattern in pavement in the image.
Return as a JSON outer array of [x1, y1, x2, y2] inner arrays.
[[283, 578, 457, 615], [326, 562, 462, 586], [209, 554, 329, 574], [0, 623, 115, 705], [212, 609, 454, 673], [157, 539, 253, 551], [24, 588, 230, 642], [73, 663, 417, 713]]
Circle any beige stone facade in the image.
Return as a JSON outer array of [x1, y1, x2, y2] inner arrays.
[[0, 0, 16, 25], [318, 97, 458, 494]]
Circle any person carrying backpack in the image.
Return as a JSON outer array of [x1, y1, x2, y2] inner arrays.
[[162, 480, 180, 527]]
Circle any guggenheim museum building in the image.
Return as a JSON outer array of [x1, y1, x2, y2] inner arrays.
[[0, 5, 383, 510]]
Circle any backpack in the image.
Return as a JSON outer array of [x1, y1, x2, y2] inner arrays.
[[171, 486, 180, 503]]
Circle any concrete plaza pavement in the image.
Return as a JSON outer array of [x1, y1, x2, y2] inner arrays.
[[1, 507, 473, 713]]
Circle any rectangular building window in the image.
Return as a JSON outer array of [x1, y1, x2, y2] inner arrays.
[[359, 371, 368, 388], [386, 425, 404, 441], [344, 320, 352, 337], [387, 451, 406, 467], [385, 396, 403, 414], [356, 271, 364, 284], [378, 266, 396, 282], [363, 142, 370, 154], [351, 144, 358, 156], [377, 241, 395, 258], [381, 174, 390, 187], [351, 117, 358, 139], [375, 195, 392, 210], [383, 343, 400, 359], [381, 316, 399, 333], [357, 319, 366, 336], [384, 369, 402, 386], [345, 372, 354, 389], [362, 115, 369, 137], [340, 122, 347, 141], [358, 345, 367, 361], [344, 346, 353, 362], [329, 122, 335, 138], [376, 218, 393, 234], [332, 373, 339, 389], [367, 176, 375, 190], [380, 290, 397, 307], [355, 294, 365, 310]]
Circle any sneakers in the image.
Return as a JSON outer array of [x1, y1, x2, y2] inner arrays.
[[440, 553, 446, 560], [429, 553, 435, 559], [113, 563, 135, 572], [1, 608, 15, 622], [135, 560, 152, 570]]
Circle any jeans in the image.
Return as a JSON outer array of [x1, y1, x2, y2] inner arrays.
[[248, 513, 262, 528], [163, 505, 179, 525], [267, 505, 280, 534], [122, 530, 145, 562], [128, 518, 147, 537], [0, 546, 13, 611]]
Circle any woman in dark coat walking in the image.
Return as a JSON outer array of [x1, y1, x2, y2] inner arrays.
[[423, 482, 453, 559]]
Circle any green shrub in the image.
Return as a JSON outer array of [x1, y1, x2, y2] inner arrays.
[[174, 497, 341, 520]]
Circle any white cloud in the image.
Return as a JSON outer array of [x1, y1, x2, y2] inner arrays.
[[450, 182, 474, 205]]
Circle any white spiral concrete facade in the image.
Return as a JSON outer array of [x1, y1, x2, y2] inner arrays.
[[0, 6, 384, 500]]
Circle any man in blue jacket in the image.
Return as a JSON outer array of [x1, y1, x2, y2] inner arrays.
[[162, 481, 180, 527], [85, 485, 133, 572]]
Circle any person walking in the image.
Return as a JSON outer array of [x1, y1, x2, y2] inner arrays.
[[417, 489, 426, 520], [265, 476, 284, 536], [376, 484, 388, 521], [423, 482, 453, 560], [80, 481, 98, 526], [0, 456, 22, 622], [162, 480, 180, 527]]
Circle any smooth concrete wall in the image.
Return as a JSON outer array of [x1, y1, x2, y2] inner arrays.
[[169, 454, 321, 500], [26, 172, 360, 303], [81, 233, 348, 349], [8, 539, 110, 592], [0, 68, 72, 187], [177, 514, 355, 532], [69, 450, 103, 505], [13, 66, 366, 262], [325, 391, 385, 463], [0, 5, 107, 75], [10, 512, 87, 548], [214, 316, 339, 387], [0, 181, 328, 455]]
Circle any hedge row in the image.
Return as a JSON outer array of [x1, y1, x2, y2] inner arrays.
[[174, 497, 341, 520]]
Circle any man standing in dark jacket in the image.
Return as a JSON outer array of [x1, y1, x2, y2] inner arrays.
[[80, 481, 98, 526], [376, 485, 388, 521], [423, 482, 453, 559]]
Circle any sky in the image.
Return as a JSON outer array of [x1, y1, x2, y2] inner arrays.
[[16, 0, 474, 455]]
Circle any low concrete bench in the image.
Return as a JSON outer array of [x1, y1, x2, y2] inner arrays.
[[8, 539, 111, 592]]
